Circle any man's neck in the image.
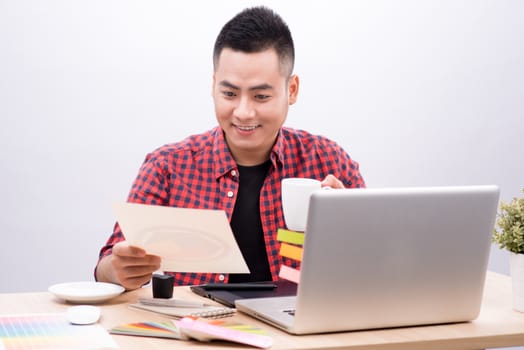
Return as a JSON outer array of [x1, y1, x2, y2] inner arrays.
[[233, 149, 271, 166]]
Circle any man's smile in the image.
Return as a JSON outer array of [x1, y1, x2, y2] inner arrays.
[[234, 124, 261, 132]]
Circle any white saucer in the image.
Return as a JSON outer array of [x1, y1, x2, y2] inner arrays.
[[49, 282, 125, 304]]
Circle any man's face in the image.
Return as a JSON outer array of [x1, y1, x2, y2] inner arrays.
[[212, 48, 299, 166]]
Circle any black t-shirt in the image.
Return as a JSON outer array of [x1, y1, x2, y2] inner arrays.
[[228, 161, 272, 283]]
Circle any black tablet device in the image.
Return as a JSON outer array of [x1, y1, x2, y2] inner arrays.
[[190, 281, 297, 308]]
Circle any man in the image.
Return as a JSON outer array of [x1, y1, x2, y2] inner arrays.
[[96, 6, 365, 290]]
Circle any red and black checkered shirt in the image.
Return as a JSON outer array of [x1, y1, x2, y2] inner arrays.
[[97, 126, 365, 285]]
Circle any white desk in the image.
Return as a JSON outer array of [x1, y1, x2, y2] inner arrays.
[[1, 272, 524, 349]]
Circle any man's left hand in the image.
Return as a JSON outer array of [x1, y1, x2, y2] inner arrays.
[[321, 174, 345, 189]]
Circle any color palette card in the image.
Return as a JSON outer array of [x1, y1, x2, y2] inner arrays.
[[175, 317, 273, 348], [110, 321, 181, 339], [110, 317, 273, 348], [0, 313, 117, 350]]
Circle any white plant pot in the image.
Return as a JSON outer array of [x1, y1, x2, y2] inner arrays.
[[510, 252, 524, 312]]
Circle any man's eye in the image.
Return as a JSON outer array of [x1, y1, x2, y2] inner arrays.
[[222, 91, 235, 97], [255, 94, 270, 100]]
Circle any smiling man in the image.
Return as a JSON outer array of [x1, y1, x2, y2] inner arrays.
[[95, 6, 365, 290], [213, 48, 297, 166]]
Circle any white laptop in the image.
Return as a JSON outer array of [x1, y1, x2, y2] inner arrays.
[[235, 185, 500, 334]]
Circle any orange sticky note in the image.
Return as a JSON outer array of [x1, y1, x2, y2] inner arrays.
[[279, 265, 300, 284], [279, 243, 303, 261]]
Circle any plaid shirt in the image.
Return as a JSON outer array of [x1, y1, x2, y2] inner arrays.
[[98, 126, 365, 285]]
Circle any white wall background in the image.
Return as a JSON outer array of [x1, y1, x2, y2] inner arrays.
[[1, 0, 523, 293]]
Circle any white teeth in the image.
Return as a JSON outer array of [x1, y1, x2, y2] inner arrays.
[[237, 125, 258, 131]]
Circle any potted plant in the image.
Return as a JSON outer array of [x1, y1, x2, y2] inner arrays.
[[492, 188, 524, 312]]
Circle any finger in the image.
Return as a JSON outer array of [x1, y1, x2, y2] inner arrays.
[[112, 256, 161, 290], [320, 174, 333, 187], [119, 263, 159, 279], [112, 241, 147, 258], [321, 174, 345, 189], [112, 253, 161, 270], [119, 274, 154, 291]]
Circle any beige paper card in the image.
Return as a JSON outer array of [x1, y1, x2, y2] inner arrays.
[[112, 202, 249, 273]]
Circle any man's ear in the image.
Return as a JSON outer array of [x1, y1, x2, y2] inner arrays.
[[288, 74, 299, 105]]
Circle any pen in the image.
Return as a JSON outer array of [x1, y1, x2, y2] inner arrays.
[[138, 297, 209, 308]]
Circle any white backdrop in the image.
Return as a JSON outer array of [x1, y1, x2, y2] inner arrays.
[[1, 0, 523, 293]]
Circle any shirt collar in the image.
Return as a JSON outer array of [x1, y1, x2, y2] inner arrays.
[[270, 128, 286, 167], [212, 127, 286, 179], [212, 127, 237, 179]]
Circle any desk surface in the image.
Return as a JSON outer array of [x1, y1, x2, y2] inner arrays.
[[1, 272, 523, 350]]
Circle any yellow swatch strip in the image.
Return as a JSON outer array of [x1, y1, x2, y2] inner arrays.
[[276, 229, 305, 245], [279, 265, 301, 284], [279, 243, 303, 262]]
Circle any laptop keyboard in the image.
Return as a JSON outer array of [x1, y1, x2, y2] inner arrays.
[[283, 309, 296, 316]]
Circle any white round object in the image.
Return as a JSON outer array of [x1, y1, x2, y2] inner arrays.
[[66, 305, 101, 325], [49, 281, 125, 304]]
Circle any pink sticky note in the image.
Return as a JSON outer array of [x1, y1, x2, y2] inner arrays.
[[279, 265, 300, 284]]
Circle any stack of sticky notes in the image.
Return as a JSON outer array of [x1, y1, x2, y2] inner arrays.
[[276, 228, 305, 284]]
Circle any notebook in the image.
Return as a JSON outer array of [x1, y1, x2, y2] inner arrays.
[[235, 185, 500, 334], [129, 303, 235, 319]]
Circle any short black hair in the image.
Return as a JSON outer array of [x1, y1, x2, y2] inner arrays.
[[213, 6, 295, 76]]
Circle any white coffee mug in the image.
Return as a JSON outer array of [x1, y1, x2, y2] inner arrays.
[[281, 178, 321, 232]]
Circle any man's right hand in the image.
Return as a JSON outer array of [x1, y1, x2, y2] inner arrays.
[[95, 241, 161, 290]]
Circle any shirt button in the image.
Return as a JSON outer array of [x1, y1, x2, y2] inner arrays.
[[227, 191, 234, 198], [231, 170, 237, 177], [218, 274, 225, 281]]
